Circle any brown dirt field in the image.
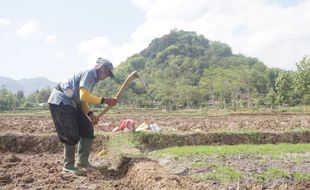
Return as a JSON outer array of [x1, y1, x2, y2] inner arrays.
[[1, 113, 310, 189], [2, 113, 310, 134]]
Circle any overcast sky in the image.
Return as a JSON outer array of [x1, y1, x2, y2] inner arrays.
[[0, 0, 309, 82]]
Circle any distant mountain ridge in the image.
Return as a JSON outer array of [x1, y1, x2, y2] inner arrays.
[[0, 76, 56, 95]]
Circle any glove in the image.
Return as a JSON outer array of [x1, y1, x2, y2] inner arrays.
[[104, 97, 117, 106], [87, 112, 99, 125]]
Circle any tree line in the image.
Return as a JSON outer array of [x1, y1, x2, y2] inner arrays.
[[0, 88, 51, 111]]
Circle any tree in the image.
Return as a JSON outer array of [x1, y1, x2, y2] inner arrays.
[[127, 55, 146, 71], [26, 88, 52, 104], [16, 90, 24, 100], [0, 89, 16, 111], [275, 71, 295, 105], [207, 41, 232, 57], [294, 56, 310, 95]]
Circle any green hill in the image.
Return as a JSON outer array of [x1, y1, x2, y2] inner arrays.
[[95, 29, 282, 110]]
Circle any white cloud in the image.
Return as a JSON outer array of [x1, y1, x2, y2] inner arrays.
[[17, 19, 40, 36], [78, 36, 118, 66], [78, 35, 147, 68], [0, 18, 11, 27], [131, 0, 154, 11], [45, 35, 57, 44], [128, 0, 310, 70]]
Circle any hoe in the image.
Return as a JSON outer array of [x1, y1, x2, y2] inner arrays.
[[96, 70, 146, 118]]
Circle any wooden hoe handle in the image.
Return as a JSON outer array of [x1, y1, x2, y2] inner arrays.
[[97, 71, 140, 118]]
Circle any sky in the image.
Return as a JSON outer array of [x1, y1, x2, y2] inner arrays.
[[0, 0, 309, 82]]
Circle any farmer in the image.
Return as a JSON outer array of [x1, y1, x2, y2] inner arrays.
[[48, 58, 117, 174]]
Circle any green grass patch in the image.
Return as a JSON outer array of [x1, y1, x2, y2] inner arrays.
[[290, 155, 310, 163], [151, 144, 310, 158], [100, 133, 143, 160], [199, 165, 241, 184], [292, 172, 310, 180], [255, 168, 290, 183], [107, 133, 138, 151], [255, 168, 310, 183], [192, 162, 210, 169]]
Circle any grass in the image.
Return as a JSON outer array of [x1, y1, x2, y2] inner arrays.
[[198, 165, 241, 184], [292, 172, 310, 180], [151, 144, 310, 158], [192, 162, 210, 169], [152, 143, 310, 185], [254, 168, 310, 182], [100, 133, 143, 159], [290, 155, 310, 163], [255, 168, 290, 183]]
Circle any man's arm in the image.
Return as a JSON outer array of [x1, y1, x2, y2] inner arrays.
[[80, 87, 102, 104]]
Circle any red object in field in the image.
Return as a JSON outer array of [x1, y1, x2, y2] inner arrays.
[[112, 119, 136, 132]]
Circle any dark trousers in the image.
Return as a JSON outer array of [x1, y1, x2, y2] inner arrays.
[[49, 103, 94, 145]]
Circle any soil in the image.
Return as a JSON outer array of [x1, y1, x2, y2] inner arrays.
[[1, 113, 310, 189], [0, 151, 206, 190], [154, 153, 310, 190], [2, 113, 310, 135]]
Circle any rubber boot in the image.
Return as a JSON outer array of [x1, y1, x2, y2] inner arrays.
[[62, 144, 85, 176], [75, 137, 97, 171]]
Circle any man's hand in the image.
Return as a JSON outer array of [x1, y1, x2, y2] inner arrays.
[[104, 97, 118, 106], [87, 112, 99, 125]]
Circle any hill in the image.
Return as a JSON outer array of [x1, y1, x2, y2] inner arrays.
[[94, 29, 282, 109], [0, 76, 56, 95]]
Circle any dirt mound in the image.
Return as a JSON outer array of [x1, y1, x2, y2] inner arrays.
[[136, 131, 310, 150], [0, 133, 109, 153], [0, 133, 61, 153], [114, 159, 207, 190]]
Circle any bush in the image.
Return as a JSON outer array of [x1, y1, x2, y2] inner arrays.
[[22, 101, 37, 109]]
